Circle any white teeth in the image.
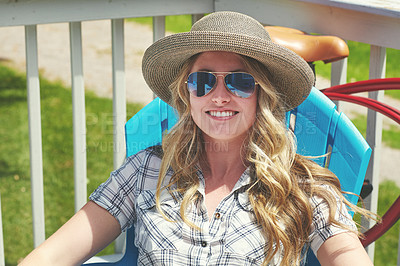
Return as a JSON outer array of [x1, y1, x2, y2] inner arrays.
[[209, 111, 235, 117]]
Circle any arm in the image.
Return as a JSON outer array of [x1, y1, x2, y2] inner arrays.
[[19, 201, 121, 266], [317, 232, 373, 266]]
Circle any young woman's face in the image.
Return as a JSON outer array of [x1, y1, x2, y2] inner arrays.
[[189, 51, 258, 143]]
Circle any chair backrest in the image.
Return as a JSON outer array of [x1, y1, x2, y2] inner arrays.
[[86, 88, 371, 266], [287, 88, 371, 205]]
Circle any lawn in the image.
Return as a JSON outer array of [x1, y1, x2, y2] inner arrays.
[[351, 114, 400, 150], [373, 181, 400, 266], [0, 64, 143, 264]]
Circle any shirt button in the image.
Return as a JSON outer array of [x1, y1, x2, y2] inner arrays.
[[215, 212, 221, 219], [201, 241, 207, 247]]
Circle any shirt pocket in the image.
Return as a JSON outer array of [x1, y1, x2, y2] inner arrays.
[[135, 189, 183, 252]]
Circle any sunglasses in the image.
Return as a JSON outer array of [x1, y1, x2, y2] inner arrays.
[[186, 71, 258, 98]]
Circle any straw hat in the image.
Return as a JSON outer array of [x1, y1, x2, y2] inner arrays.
[[142, 11, 314, 110]]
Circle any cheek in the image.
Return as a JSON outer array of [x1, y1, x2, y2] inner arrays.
[[189, 97, 203, 125], [245, 108, 257, 130], [243, 98, 257, 124]]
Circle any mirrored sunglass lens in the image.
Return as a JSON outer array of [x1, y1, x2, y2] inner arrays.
[[187, 72, 216, 97], [225, 73, 255, 98]]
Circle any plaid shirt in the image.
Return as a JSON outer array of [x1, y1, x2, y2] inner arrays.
[[90, 146, 356, 265]]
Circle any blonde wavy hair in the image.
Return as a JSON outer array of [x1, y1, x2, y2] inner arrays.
[[155, 53, 375, 265]]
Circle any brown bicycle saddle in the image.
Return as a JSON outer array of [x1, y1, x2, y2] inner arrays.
[[265, 26, 349, 64]]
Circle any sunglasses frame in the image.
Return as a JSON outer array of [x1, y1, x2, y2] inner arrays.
[[186, 71, 258, 98]]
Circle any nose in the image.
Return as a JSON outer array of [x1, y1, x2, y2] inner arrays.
[[211, 75, 231, 105]]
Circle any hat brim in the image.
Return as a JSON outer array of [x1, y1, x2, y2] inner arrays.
[[142, 31, 314, 111]]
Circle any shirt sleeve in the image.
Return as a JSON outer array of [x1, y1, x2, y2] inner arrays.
[[308, 184, 358, 255], [89, 152, 144, 232]]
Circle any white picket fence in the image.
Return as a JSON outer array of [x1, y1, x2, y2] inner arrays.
[[0, 0, 399, 264]]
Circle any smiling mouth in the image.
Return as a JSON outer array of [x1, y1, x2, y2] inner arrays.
[[207, 111, 238, 118]]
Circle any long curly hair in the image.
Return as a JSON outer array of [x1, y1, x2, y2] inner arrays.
[[155, 53, 375, 265]]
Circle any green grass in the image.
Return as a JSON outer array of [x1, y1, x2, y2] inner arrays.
[[128, 15, 193, 33], [353, 180, 400, 266], [374, 180, 400, 266], [315, 41, 400, 100], [0, 64, 143, 265], [351, 114, 400, 150]]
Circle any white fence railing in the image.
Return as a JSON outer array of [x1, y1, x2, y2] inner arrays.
[[0, 0, 399, 264]]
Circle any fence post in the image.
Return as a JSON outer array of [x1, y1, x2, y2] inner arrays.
[[70, 21, 88, 212], [192, 14, 204, 24], [112, 18, 127, 254], [153, 16, 165, 42], [0, 194, 4, 266], [330, 53, 348, 111], [398, 227, 400, 266], [362, 45, 386, 261], [25, 24, 46, 248], [152, 16, 165, 99]]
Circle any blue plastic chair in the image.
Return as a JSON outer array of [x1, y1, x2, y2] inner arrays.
[[85, 87, 371, 266]]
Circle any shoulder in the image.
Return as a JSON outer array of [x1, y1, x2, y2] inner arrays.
[[308, 183, 349, 224], [90, 145, 164, 204], [309, 183, 340, 207], [124, 145, 163, 169], [122, 145, 164, 190]]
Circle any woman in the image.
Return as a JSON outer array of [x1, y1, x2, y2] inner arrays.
[[21, 11, 375, 265]]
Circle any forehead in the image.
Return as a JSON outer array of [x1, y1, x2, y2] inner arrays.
[[190, 51, 247, 72]]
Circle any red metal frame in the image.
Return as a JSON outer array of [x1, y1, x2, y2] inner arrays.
[[322, 93, 400, 124], [361, 196, 400, 247], [322, 78, 400, 95], [321, 78, 400, 247]]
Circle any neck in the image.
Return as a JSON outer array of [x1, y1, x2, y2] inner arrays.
[[200, 134, 249, 183]]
